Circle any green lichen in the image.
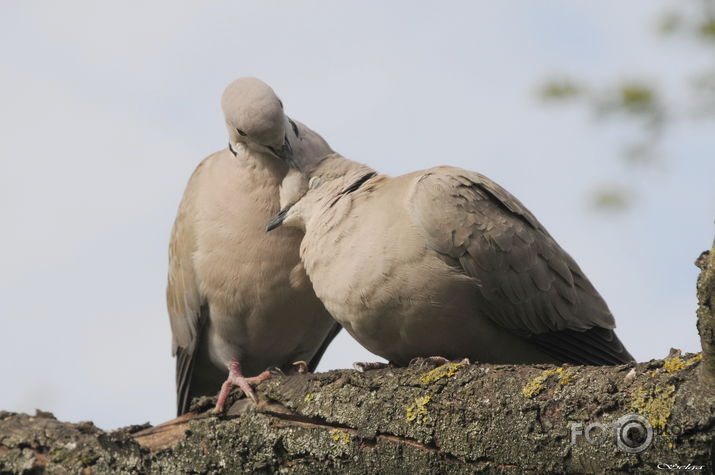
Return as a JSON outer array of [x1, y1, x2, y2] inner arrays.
[[49, 448, 67, 463], [405, 395, 432, 424], [521, 367, 575, 398], [418, 362, 465, 384], [304, 393, 315, 403], [329, 429, 351, 444], [663, 353, 703, 373], [629, 384, 676, 430], [79, 452, 99, 467]]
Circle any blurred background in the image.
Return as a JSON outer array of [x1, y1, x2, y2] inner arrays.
[[1, 1, 713, 430]]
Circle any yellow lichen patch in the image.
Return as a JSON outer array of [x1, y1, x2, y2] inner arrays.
[[405, 395, 432, 424], [418, 362, 465, 384], [557, 368, 576, 386], [329, 429, 351, 444], [629, 384, 676, 430], [304, 393, 315, 403], [521, 367, 575, 398], [663, 353, 703, 373]]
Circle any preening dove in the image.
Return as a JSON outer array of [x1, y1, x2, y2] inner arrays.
[[267, 154, 634, 366], [167, 78, 340, 415]]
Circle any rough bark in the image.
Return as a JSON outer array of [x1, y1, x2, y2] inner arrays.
[[696, 242, 715, 387], [2, 250, 714, 474]]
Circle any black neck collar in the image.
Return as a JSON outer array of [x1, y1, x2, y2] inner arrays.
[[329, 171, 377, 208]]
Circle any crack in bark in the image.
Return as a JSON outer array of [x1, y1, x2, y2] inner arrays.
[[262, 405, 470, 465], [1, 247, 713, 473]]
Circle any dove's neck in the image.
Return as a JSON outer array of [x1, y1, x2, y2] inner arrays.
[[240, 146, 289, 184]]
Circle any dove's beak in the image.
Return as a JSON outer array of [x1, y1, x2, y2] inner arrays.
[[266, 204, 293, 232], [268, 135, 295, 167]]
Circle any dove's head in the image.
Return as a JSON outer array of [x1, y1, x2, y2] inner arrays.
[[266, 154, 377, 232], [221, 77, 294, 163]]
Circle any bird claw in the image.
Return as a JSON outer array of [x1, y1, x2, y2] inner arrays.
[[352, 361, 392, 372], [242, 386, 259, 404], [214, 363, 272, 412], [291, 360, 309, 374], [268, 361, 308, 376], [268, 366, 286, 376], [409, 356, 450, 367]]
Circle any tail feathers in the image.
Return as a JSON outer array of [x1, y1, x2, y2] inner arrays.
[[307, 322, 342, 372], [529, 327, 634, 365], [175, 346, 196, 416]]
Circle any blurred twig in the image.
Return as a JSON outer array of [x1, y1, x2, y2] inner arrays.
[[538, 0, 715, 212]]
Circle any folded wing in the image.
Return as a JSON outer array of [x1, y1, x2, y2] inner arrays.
[[408, 167, 633, 365]]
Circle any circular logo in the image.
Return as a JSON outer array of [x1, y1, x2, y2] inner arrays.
[[615, 414, 653, 454]]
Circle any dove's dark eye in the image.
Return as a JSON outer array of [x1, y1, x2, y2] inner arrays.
[[278, 99, 283, 109], [236, 128, 247, 136]]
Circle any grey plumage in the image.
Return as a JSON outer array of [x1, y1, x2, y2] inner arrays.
[[270, 155, 634, 367], [168, 78, 340, 415]]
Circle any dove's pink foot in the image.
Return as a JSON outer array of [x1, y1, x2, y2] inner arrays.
[[214, 361, 271, 412], [352, 361, 394, 372], [409, 356, 451, 366]]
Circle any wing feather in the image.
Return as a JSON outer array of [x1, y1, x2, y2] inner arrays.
[[167, 158, 210, 414], [408, 167, 633, 364]]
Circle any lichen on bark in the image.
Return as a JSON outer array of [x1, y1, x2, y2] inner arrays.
[[696, 243, 715, 386], [1, 246, 714, 473]]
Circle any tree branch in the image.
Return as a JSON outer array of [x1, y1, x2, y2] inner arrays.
[[1, 248, 713, 473]]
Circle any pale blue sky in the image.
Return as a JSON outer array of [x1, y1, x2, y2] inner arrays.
[[1, 1, 713, 429]]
